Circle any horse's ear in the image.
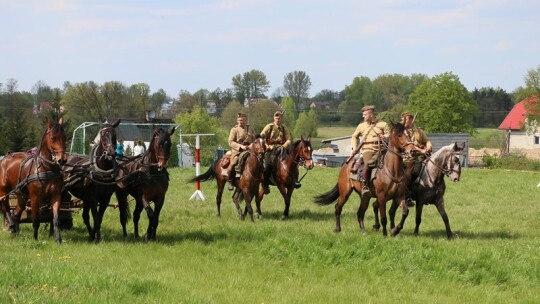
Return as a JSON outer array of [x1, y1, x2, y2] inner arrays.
[[112, 119, 121, 128], [300, 135, 304, 142], [58, 116, 64, 125], [169, 126, 176, 136]]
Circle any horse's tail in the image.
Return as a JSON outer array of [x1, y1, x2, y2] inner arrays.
[[314, 183, 340, 206], [187, 160, 218, 183]]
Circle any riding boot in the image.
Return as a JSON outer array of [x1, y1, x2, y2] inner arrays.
[[350, 159, 362, 174], [227, 167, 235, 191], [263, 166, 272, 194], [361, 166, 372, 196]]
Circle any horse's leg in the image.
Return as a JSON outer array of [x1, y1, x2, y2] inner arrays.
[[356, 194, 370, 234], [132, 197, 144, 238], [82, 199, 97, 241], [388, 199, 399, 230], [414, 201, 424, 236], [334, 184, 354, 233], [278, 185, 292, 220], [149, 197, 165, 241], [142, 198, 156, 241], [216, 178, 226, 218], [254, 188, 264, 219], [116, 189, 130, 237], [391, 196, 410, 237], [434, 197, 453, 240], [244, 193, 255, 223], [372, 201, 380, 231], [51, 197, 62, 244], [94, 199, 109, 243], [232, 190, 243, 220], [376, 195, 388, 236]]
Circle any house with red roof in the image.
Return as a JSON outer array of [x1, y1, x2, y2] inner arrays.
[[498, 95, 540, 149]]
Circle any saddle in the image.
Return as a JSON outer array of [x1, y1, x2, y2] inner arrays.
[[220, 151, 232, 169]]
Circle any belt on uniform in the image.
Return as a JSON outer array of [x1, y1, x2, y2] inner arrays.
[[363, 141, 380, 144]]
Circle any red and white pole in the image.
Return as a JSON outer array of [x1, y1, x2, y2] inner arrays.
[[190, 135, 206, 201]]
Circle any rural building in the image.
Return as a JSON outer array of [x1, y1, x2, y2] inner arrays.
[[498, 95, 540, 150]]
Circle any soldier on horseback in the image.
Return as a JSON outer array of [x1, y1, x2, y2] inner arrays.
[[350, 105, 389, 196], [226, 112, 255, 191], [401, 111, 432, 206], [260, 111, 292, 194]]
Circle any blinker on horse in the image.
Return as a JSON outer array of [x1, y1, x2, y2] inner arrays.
[[0, 117, 67, 243]]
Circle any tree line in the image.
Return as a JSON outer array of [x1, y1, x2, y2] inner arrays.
[[1, 66, 539, 162]]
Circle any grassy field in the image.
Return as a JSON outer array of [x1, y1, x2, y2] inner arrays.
[[1, 167, 540, 303]]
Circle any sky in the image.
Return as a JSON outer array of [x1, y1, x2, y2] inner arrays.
[[1, 0, 539, 98]]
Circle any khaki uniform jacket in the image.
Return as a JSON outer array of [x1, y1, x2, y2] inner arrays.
[[351, 119, 390, 154], [260, 122, 292, 150], [403, 126, 431, 164], [228, 125, 255, 158]]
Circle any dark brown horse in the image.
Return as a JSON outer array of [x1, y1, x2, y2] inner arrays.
[[62, 120, 120, 242], [116, 127, 176, 241], [254, 137, 314, 220], [230, 137, 266, 221], [380, 142, 464, 239], [314, 123, 415, 236], [0, 117, 67, 243]]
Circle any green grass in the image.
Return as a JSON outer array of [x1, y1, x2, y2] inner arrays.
[[1, 167, 540, 303]]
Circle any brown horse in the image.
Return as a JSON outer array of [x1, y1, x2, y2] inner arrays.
[[254, 137, 314, 220], [62, 120, 120, 242], [314, 122, 415, 236], [380, 142, 464, 239], [230, 137, 266, 221], [0, 117, 67, 243], [116, 127, 176, 241]]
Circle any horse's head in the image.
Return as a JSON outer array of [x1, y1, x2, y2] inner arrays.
[[94, 119, 120, 163], [44, 116, 67, 165], [390, 122, 414, 155], [150, 127, 176, 171], [295, 136, 314, 170], [250, 136, 266, 163], [446, 142, 465, 182]]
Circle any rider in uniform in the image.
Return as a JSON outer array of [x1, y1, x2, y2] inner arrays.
[[226, 113, 255, 191], [350, 105, 389, 195], [260, 111, 292, 194], [401, 111, 432, 205]]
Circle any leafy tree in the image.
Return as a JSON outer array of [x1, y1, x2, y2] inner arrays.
[[232, 69, 270, 102], [340, 76, 381, 125], [372, 73, 428, 110], [293, 109, 317, 138], [283, 70, 312, 107], [247, 99, 279, 133], [407, 72, 477, 134], [472, 87, 513, 128], [128, 83, 150, 119], [220, 100, 245, 128], [149, 88, 168, 116], [312, 89, 343, 108], [174, 106, 227, 166], [102, 81, 128, 119], [280, 97, 297, 130], [62, 81, 105, 124]]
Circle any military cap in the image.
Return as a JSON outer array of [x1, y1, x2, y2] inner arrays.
[[361, 105, 376, 112], [237, 112, 246, 118], [401, 111, 413, 118], [274, 111, 283, 117]]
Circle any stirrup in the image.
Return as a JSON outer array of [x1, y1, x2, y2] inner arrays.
[[361, 186, 370, 196]]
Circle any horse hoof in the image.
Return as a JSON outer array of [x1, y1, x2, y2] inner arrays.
[[281, 216, 289, 221], [372, 225, 380, 232]]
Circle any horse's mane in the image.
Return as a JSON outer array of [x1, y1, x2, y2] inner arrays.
[[391, 122, 405, 135], [430, 144, 455, 162], [287, 138, 310, 153]]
